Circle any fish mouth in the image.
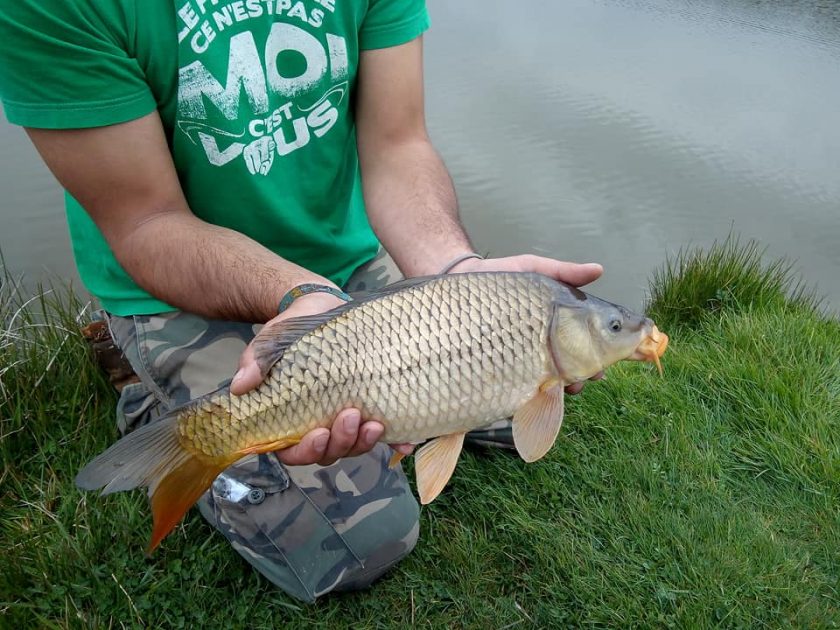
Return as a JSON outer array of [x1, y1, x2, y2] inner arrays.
[[630, 325, 669, 375]]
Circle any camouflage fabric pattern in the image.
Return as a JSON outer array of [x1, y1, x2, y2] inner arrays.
[[105, 249, 418, 602], [103, 248, 512, 601], [465, 418, 515, 449]]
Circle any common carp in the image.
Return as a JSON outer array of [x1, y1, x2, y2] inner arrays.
[[76, 272, 668, 551]]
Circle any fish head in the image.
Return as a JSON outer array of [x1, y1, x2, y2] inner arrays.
[[548, 285, 669, 381], [585, 298, 668, 374]]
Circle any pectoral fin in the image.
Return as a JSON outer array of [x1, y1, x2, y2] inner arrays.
[[414, 432, 466, 504], [512, 380, 565, 462]]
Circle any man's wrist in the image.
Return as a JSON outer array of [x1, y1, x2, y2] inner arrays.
[[278, 283, 351, 314], [438, 252, 484, 275]]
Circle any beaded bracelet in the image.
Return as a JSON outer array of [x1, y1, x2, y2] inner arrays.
[[278, 283, 352, 314]]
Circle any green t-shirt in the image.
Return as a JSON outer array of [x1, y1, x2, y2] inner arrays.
[[0, 0, 429, 315]]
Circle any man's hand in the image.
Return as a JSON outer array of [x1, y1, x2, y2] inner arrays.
[[446, 253, 603, 287], [446, 254, 606, 394], [231, 291, 345, 395], [230, 291, 415, 466]]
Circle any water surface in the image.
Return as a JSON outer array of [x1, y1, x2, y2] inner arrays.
[[1, 0, 838, 311], [423, 0, 840, 310]]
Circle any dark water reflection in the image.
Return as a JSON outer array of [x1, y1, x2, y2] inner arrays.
[[1, 0, 839, 311]]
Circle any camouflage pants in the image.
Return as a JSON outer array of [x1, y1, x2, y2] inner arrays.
[[103, 250, 416, 601], [103, 249, 512, 602]]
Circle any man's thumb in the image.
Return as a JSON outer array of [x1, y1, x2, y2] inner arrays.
[[230, 360, 262, 396]]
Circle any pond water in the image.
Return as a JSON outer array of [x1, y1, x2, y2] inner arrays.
[[1, 0, 838, 312]]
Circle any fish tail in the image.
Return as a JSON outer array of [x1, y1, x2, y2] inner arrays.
[[75, 412, 233, 553]]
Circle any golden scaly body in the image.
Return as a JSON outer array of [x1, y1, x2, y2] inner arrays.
[[179, 273, 556, 459], [76, 270, 668, 551]]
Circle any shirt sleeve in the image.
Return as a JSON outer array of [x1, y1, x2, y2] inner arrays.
[[0, 0, 157, 129], [359, 0, 431, 51]]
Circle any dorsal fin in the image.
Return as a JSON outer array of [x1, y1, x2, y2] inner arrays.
[[252, 275, 436, 376], [345, 274, 437, 301]]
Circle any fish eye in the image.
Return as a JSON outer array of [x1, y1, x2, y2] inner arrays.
[[609, 319, 622, 332]]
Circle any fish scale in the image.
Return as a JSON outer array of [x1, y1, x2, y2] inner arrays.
[[179, 273, 552, 458]]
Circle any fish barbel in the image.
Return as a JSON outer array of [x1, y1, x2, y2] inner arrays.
[[76, 272, 668, 551]]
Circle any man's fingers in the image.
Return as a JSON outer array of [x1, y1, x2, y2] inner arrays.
[[389, 443, 415, 455], [230, 360, 262, 396], [231, 317, 290, 396], [564, 371, 605, 395], [274, 411, 385, 466], [565, 382, 585, 395], [320, 409, 364, 465], [468, 255, 604, 288], [523, 256, 603, 287], [275, 428, 330, 466], [347, 421, 385, 458], [231, 293, 348, 397]]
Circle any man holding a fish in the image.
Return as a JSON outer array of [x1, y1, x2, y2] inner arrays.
[[0, 0, 618, 601]]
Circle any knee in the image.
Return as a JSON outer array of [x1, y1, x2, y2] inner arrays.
[[202, 450, 421, 602], [330, 487, 420, 595]]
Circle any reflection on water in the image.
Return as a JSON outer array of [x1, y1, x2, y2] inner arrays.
[[424, 0, 840, 310], [1, 0, 839, 311]]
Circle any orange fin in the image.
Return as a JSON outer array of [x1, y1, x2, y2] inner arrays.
[[148, 455, 230, 553], [389, 450, 406, 469], [145, 436, 303, 550], [236, 437, 301, 456], [512, 380, 565, 462], [414, 432, 465, 504], [75, 411, 234, 553]]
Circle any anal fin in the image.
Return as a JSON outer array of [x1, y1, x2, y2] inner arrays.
[[235, 437, 301, 456], [414, 432, 466, 504], [389, 450, 406, 469], [512, 380, 565, 463]]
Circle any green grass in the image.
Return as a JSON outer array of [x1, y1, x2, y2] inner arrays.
[[1, 240, 838, 628]]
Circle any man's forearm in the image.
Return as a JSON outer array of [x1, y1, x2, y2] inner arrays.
[[117, 212, 333, 322], [360, 138, 474, 277], [24, 116, 330, 323]]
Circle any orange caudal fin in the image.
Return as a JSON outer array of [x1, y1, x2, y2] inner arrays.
[[75, 412, 232, 553], [147, 454, 230, 553]]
